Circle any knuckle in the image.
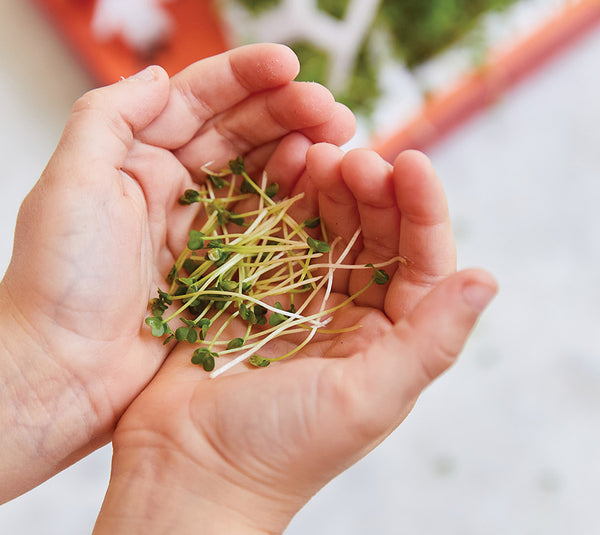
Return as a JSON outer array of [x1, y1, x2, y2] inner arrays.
[[71, 87, 106, 114], [70, 88, 133, 147], [417, 336, 460, 384]]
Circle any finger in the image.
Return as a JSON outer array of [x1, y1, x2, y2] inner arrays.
[[138, 43, 301, 149], [256, 133, 321, 230], [336, 269, 497, 441], [47, 66, 170, 191], [306, 143, 359, 242], [172, 82, 336, 177], [337, 149, 398, 308], [304, 143, 361, 292], [227, 133, 319, 227], [299, 102, 357, 146], [398, 269, 497, 383], [385, 150, 457, 321], [122, 142, 197, 273], [261, 132, 313, 198]]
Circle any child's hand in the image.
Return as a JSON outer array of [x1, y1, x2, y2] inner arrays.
[[93, 147, 497, 534], [0, 43, 355, 502]]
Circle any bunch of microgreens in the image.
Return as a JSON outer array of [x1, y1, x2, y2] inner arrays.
[[145, 156, 398, 378]]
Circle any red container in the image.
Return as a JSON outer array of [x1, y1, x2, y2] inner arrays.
[[32, 0, 229, 82], [33, 0, 600, 159]]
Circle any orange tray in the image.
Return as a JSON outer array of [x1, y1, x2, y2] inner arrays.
[[32, 0, 229, 83], [33, 0, 600, 158], [372, 0, 600, 161]]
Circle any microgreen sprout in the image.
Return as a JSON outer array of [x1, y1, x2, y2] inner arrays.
[[207, 174, 227, 189], [187, 230, 206, 250], [248, 355, 270, 368], [367, 263, 391, 285], [179, 189, 201, 205], [145, 157, 400, 377], [303, 216, 321, 229], [307, 236, 331, 253]]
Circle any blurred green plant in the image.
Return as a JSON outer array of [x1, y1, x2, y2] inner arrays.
[[317, 0, 350, 20], [377, 0, 516, 68], [231, 0, 518, 115], [292, 41, 380, 117]]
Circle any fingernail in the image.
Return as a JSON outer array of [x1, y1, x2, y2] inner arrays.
[[128, 66, 158, 82], [462, 281, 497, 312]]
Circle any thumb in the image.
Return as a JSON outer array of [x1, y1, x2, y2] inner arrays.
[[341, 269, 498, 438], [398, 268, 498, 386], [48, 66, 170, 183]]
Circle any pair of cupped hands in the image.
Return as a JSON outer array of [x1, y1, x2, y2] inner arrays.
[[0, 44, 496, 533]]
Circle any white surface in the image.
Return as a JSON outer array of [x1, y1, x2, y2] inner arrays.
[[1, 0, 600, 533], [92, 0, 174, 53]]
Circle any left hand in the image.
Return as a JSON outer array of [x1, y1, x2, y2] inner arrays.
[[0, 43, 355, 502]]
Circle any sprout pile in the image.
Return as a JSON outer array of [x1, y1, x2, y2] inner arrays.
[[145, 157, 396, 377]]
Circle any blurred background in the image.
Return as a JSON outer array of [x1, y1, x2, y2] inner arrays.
[[1, 0, 600, 533]]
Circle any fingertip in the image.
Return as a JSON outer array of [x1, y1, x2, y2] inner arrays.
[[460, 269, 499, 313], [342, 147, 391, 179], [393, 151, 437, 198], [297, 81, 337, 118], [269, 42, 301, 79], [338, 148, 394, 207], [267, 82, 337, 134], [63, 67, 171, 167], [306, 143, 344, 182], [125, 64, 168, 84], [301, 102, 357, 145], [393, 149, 435, 179], [395, 149, 428, 160], [329, 102, 357, 144], [257, 42, 301, 79], [231, 42, 301, 88], [306, 141, 344, 161], [392, 148, 448, 225]]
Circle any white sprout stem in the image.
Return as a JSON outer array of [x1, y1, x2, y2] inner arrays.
[[253, 275, 323, 300], [239, 252, 287, 287], [308, 255, 406, 271], [208, 310, 240, 350], [227, 172, 236, 199], [209, 291, 344, 378], [210, 230, 364, 377], [206, 180, 216, 200], [164, 166, 388, 378], [165, 250, 248, 321], [293, 228, 362, 317], [268, 324, 320, 363], [219, 243, 311, 254], [258, 170, 268, 212], [319, 237, 339, 313], [198, 210, 219, 236], [200, 161, 238, 178], [249, 254, 322, 292], [209, 309, 329, 378], [186, 289, 327, 327], [235, 207, 270, 242], [336, 227, 362, 265]]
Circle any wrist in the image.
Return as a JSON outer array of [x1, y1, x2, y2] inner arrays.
[[0, 282, 99, 503], [94, 441, 296, 535]]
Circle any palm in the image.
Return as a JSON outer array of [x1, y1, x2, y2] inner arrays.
[[113, 145, 458, 517], [1, 45, 354, 438]]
